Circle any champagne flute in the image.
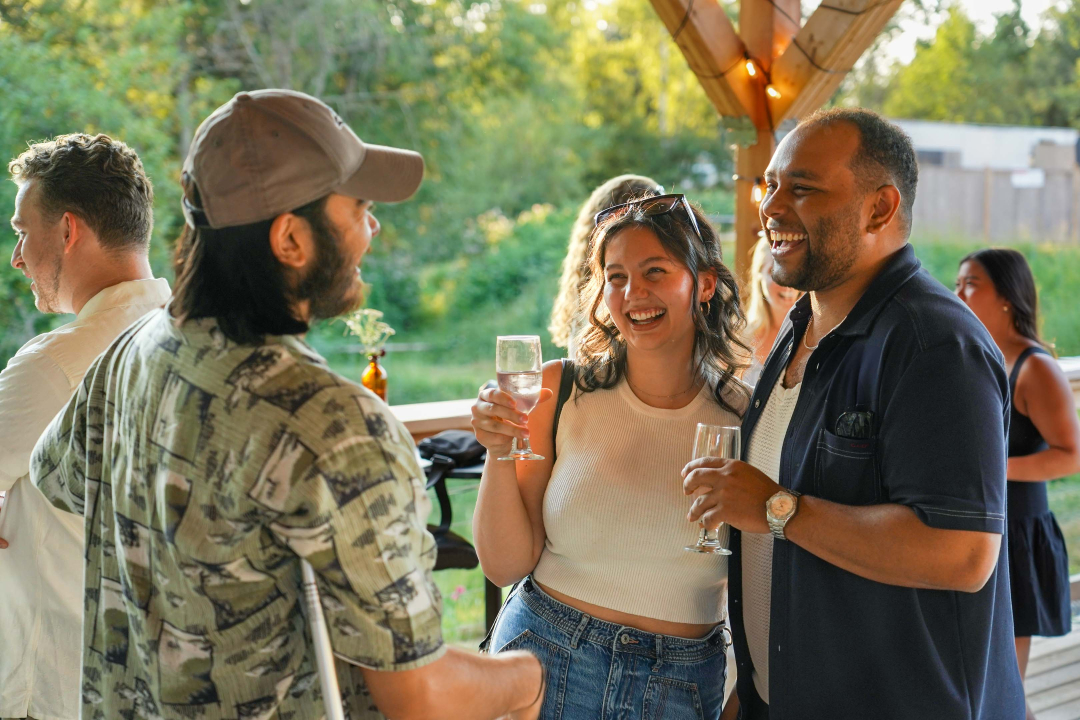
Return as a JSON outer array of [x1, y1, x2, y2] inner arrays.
[[685, 423, 740, 555], [495, 335, 544, 461]]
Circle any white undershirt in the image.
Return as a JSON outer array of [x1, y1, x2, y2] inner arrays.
[[742, 378, 802, 704]]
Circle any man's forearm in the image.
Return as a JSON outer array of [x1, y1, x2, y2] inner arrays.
[[364, 647, 542, 720], [783, 498, 1001, 592]]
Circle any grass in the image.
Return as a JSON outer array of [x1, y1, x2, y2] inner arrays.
[[424, 483, 497, 647], [1049, 476, 1080, 576]]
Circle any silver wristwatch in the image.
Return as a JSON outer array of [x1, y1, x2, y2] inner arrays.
[[766, 489, 801, 540]]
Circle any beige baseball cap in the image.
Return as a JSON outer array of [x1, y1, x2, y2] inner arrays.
[[181, 89, 424, 229]]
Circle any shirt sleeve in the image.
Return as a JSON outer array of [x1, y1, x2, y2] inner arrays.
[[269, 388, 445, 672], [0, 351, 75, 492], [28, 373, 89, 516], [879, 341, 1008, 534]]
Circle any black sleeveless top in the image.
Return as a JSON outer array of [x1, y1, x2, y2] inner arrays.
[[1006, 346, 1052, 518]]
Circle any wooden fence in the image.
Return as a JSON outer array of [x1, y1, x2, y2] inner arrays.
[[914, 166, 1080, 243]]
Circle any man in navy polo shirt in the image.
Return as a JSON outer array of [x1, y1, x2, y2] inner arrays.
[[684, 108, 1024, 719]]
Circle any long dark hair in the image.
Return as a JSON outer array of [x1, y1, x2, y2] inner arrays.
[[171, 191, 331, 345], [961, 248, 1045, 348], [575, 198, 750, 414]]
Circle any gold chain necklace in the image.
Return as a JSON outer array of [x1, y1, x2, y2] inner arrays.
[[626, 373, 702, 400]]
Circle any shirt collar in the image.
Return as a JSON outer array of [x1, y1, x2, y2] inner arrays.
[[77, 278, 172, 320], [787, 243, 921, 337]]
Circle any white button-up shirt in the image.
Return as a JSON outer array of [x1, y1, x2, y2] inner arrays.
[[0, 278, 171, 720]]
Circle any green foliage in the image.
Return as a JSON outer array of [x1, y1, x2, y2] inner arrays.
[[912, 238, 1080, 355]]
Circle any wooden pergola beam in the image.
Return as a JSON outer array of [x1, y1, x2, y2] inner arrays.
[[649, 0, 903, 282], [768, 0, 905, 124], [648, 0, 760, 125]]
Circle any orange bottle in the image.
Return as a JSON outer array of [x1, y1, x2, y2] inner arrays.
[[362, 350, 388, 402]]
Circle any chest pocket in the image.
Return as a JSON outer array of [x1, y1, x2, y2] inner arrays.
[[814, 430, 880, 505]]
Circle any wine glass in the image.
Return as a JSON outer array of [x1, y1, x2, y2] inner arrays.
[[685, 423, 740, 555], [496, 335, 544, 461]]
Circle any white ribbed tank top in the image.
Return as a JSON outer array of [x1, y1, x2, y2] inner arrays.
[[532, 376, 746, 624]]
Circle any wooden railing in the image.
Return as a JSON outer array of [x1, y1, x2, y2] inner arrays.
[[390, 357, 1080, 443]]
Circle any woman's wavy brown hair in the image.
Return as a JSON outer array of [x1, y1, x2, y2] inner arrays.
[[574, 197, 751, 414], [549, 174, 662, 348]]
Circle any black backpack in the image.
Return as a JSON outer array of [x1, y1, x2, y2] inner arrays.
[[419, 430, 486, 570]]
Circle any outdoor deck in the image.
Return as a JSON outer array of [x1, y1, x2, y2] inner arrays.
[[1030, 620, 1080, 719]]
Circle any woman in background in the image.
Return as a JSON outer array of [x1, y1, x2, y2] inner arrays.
[[742, 237, 798, 386], [549, 175, 662, 357], [956, 248, 1080, 720]]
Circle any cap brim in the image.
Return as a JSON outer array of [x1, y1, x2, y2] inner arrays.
[[338, 144, 424, 203]]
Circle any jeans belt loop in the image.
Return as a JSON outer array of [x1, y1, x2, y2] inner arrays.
[[569, 613, 590, 650], [653, 635, 664, 672]]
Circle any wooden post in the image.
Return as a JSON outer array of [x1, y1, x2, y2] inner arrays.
[[735, 132, 776, 283], [733, 0, 799, 283]]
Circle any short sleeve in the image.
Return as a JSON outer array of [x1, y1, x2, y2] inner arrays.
[[879, 342, 1008, 534], [29, 372, 90, 516], [0, 351, 74, 491], [268, 388, 445, 672]]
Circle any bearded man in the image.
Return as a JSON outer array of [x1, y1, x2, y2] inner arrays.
[[686, 109, 1025, 720], [29, 90, 543, 720]]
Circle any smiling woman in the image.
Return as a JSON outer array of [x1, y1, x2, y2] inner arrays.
[[577, 194, 750, 411], [470, 193, 750, 719]]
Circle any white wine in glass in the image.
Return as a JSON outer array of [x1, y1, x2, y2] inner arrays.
[[496, 335, 544, 461], [685, 423, 739, 555]]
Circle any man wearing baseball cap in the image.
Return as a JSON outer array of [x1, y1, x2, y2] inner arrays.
[[29, 90, 543, 720]]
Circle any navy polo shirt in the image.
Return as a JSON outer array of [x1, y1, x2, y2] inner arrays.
[[729, 244, 1025, 719]]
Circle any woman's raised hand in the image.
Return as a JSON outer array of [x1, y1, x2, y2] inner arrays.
[[471, 385, 553, 457]]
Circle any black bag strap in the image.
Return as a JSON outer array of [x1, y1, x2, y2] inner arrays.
[[424, 453, 455, 534], [551, 358, 575, 461]]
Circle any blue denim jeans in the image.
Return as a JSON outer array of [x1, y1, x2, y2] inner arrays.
[[490, 578, 728, 720]]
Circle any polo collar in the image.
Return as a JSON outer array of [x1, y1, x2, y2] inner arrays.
[[787, 243, 921, 337]]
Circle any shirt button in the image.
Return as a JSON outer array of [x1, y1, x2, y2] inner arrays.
[[816, 363, 820, 370], [754, 399, 761, 408]]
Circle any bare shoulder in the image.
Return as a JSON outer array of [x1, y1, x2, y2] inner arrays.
[[541, 358, 565, 392], [1016, 350, 1073, 411]]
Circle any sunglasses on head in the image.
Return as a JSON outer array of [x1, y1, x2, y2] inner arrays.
[[593, 193, 703, 242]]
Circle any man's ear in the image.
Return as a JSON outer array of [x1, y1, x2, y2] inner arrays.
[[60, 212, 83, 254], [867, 185, 902, 234], [269, 212, 313, 270]]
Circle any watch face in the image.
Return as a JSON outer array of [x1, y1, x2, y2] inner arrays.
[[771, 494, 794, 516]]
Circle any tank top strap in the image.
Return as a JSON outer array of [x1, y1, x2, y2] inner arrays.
[[1009, 346, 1051, 397]]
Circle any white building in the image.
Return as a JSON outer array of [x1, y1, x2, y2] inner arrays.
[[892, 119, 1079, 172]]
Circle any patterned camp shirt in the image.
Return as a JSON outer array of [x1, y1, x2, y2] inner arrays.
[[29, 307, 446, 720]]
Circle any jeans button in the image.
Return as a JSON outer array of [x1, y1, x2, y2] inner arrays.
[[621, 635, 630, 645]]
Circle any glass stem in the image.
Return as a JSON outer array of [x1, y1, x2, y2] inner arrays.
[[518, 436, 533, 456], [698, 524, 709, 543], [509, 438, 519, 456]]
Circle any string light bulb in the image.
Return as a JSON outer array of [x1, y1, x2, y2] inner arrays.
[[751, 177, 766, 204], [766, 85, 781, 99], [745, 59, 757, 77]]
